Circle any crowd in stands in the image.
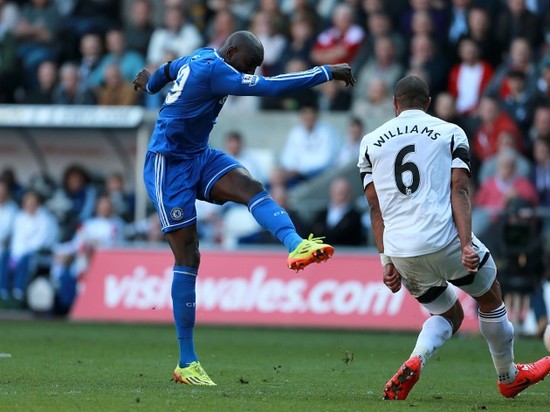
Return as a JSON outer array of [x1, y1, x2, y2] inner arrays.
[[0, 0, 550, 332]]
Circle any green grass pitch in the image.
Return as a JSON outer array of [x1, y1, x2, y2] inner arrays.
[[0, 320, 548, 411]]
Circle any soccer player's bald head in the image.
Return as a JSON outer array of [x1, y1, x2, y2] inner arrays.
[[220, 31, 264, 74], [393, 76, 431, 113]]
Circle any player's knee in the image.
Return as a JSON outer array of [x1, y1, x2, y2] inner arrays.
[[451, 303, 464, 334], [475, 279, 503, 313], [443, 301, 464, 334], [173, 244, 200, 268]]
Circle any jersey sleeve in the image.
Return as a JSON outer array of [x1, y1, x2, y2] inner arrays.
[[210, 63, 333, 97], [146, 57, 186, 94], [357, 136, 373, 189], [450, 126, 471, 175]]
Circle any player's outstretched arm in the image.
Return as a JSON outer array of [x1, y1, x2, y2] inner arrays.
[[326, 63, 356, 87], [133, 68, 151, 92]]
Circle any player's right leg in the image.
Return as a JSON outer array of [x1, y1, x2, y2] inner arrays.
[[143, 152, 215, 385], [383, 252, 465, 400], [473, 278, 549, 398], [206, 154, 333, 271]]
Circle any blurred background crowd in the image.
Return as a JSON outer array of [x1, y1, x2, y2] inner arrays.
[[0, 0, 550, 334]]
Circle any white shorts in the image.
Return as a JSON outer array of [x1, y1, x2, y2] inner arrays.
[[390, 235, 497, 315]]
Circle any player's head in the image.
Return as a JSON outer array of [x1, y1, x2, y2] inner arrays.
[[393, 75, 431, 115], [219, 31, 264, 75]]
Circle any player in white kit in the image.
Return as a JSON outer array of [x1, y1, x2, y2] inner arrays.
[[358, 76, 550, 400]]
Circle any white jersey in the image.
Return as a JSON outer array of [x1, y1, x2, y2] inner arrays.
[[358, 109, 471, 257]]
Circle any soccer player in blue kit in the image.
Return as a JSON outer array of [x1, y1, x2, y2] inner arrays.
[[133, 31, 356, 385]]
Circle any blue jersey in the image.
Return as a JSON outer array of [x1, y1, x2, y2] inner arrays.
[[145, 47, 333, 158]]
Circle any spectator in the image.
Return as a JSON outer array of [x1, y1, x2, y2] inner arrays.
[[491, 198, 545, 334], [447, 0, 472, 48], [125, 212, 164, 243], [223, 130, 265, 184], [407, 33, 448, 97], [473, 148, 538, 239], [354, 36, 404, 104], [57, 0, 120, 61], [50, 194, 125, 314], [104, 172, 135, 222], [317, 80, 351, 112], [431, 91, 469, 135], [0, 179, 18, 306], [309, 177, 365, 246], [501, 70, 537, 137], [280, 16, 316, 68], [472, 95, 523, 164], [51, 62, 96, 105], [281, 0, 321, 34], [77, 32, 103, 88], [249, 10, 286, 76], [0, 0, 19, 38], [310, 3, 365, 66], [464, 6, 502, 68], [336, 116, 364, 168], [0, 168, 23, 202], [0, 190, 57, 307], [532, 137, 550, 207], [351, 77, 394, 130], [88, 28, 145, 88], [0, 13, 18, 102], [257, 0, 288, 38], [20, 59, 57, 103], [354, 11, 405, 72], [478, 130, 532, 185], [146, 4, 202, 66], [124, 0, 154, 57], [14, 0, 60, 89], [447, 36, 494, 116], [495, 0, 544, 53], [485, 37, 538, 101], [47, 164, 97, 241], [206, 8, 236, 50], [398, 0, 448, 40], [534, 59, 550, 106], [528, 105, 550, 143], [279, 103, 340, 188], [95, 62, 139, 106], [409, 10, 441, 50]]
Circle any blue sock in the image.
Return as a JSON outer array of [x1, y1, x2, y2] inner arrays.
[[248, 190, 302, 252], [172, 266, 198, 367]]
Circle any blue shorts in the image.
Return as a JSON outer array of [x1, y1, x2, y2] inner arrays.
[[143, 148, 242, 233]]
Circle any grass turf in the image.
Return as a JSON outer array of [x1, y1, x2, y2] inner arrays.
[[0, 320, 548, 411]]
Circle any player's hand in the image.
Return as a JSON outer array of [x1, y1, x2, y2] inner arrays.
[[461, 244, 480, 273], [327, 63, 356, 87], [383, 263, 402, 293], [133, 68, 151, 92]]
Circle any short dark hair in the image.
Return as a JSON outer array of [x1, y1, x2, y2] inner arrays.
[[394, 76, 430, 109], [226, 130, 243, 142]]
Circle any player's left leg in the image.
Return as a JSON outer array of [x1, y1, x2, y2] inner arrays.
[[206, 155, 333, 270], [453, 235, 549, 398], [165, 227, 216, 386], [143, 152, 215, 385]]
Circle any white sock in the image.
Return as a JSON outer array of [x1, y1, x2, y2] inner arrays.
[[478, 303, 517, 384], [411, 315, 453, 368]]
